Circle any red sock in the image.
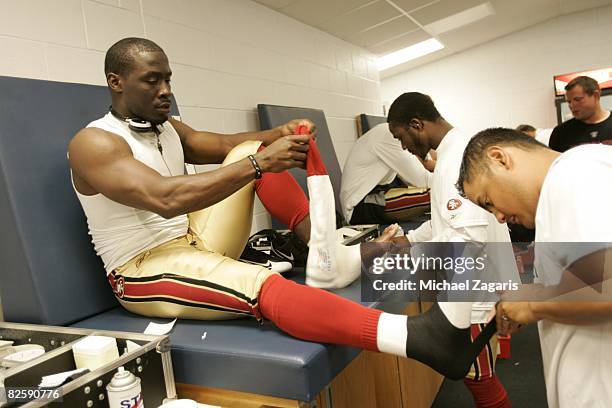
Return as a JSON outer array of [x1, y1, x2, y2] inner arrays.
[[258, 275, 381, 350], [306, 137, 327, 176], [254, 146, 309, 230], [463, 375, 511, 408]]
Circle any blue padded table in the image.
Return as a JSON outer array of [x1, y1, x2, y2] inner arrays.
[[73, 271, 407, 402]]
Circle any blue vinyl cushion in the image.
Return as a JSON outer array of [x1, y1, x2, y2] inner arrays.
[[0, 76, 118, 325], [257, 104, 345, 226], [0, 76, 180, 326], [73, 272, 407, 402]]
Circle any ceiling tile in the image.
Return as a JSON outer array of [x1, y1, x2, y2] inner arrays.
[[254, 0, 297, 9], [319, 1, 401, 40], [368, 28, 430, 55], [349, 16, 418, 47], [409, 0, 485, 25], [378, 47, 452, 77], [436, 19, 505, 50], [391, 0, 441, 13], [559, 0, 612, 13], [424, 2, 494, 35], [257, 0, 612, 77], [379, 0, 560, 76], [280, 0, 373, 27]]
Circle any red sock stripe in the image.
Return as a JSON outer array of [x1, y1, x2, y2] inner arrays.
[[362, 308, 383, 351]]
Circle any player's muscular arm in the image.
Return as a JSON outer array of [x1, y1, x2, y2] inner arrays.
[[170, 118, 241, 164], [69, 128, 310, 219], [69, 128, 261, 219], [170, 118, 315, 165]]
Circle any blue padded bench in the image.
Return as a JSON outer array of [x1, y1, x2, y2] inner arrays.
[[74, 273, 408, 401], [258, 104, 346, 228], [357, 113, 387, 137], [0, 76, 405, 403]]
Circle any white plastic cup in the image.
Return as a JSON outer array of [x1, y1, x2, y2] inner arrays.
[[72, 336, 119, 371]]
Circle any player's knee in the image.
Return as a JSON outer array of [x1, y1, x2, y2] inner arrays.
[[223, 140, 262, 165]]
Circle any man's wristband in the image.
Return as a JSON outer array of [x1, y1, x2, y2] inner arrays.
[[247, 154, 263, 179]]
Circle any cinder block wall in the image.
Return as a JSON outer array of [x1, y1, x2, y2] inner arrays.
[[0, 0, 383, 232]]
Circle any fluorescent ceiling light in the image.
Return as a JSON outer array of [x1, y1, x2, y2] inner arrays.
[[425, 2, 495, 35], [377, 38, 444, 71]]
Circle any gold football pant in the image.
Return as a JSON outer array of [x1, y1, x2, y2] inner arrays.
[[107, 140, 276, 321]]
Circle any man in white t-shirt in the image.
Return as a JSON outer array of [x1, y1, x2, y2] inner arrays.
[[384, 92, 517, 407], [340, 123, 431, 224], [457, 127, 612, 408]]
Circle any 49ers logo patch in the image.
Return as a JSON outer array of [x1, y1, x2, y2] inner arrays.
[[447, 199, 462, 211], [113, 276, 125, 298]]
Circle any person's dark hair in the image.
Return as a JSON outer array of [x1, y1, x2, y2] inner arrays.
[[387, 92, 442, 126], [516, 124, 536, 133], [104, 37, 165, 76], [565, 75, 600, 95], [455, 127, 547, 197]]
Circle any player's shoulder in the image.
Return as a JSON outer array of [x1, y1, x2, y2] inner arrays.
[[364, 123, 392, 142], [72, 125, 123, 144], [559, 143, 612, 164], [365, 124, 397, 150], [547, 145, 610, 189], [69, 126, 130, 159]]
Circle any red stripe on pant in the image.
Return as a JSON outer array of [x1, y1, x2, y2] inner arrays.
[[385, 193, 431, 210], [109, 274, 253, 315], [471, 323, 493, 379], [110, 272, 384, 352], [463, 324, 510, 408]]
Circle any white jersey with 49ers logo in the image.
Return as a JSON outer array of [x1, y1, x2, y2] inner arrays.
[[407, 128, 517, 323]]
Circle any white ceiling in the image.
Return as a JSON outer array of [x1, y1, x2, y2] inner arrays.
[[254, 0, 612, 78]]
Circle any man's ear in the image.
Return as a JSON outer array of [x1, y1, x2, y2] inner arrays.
[[409, 118, 422, 130], [485, 146, 511, 170], [593, 89, 601, 102], [107, 73, 122, 93]]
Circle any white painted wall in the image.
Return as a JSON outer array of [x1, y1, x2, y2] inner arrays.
[[381, 5, 612, 137], [0, 0, 383, 232]]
